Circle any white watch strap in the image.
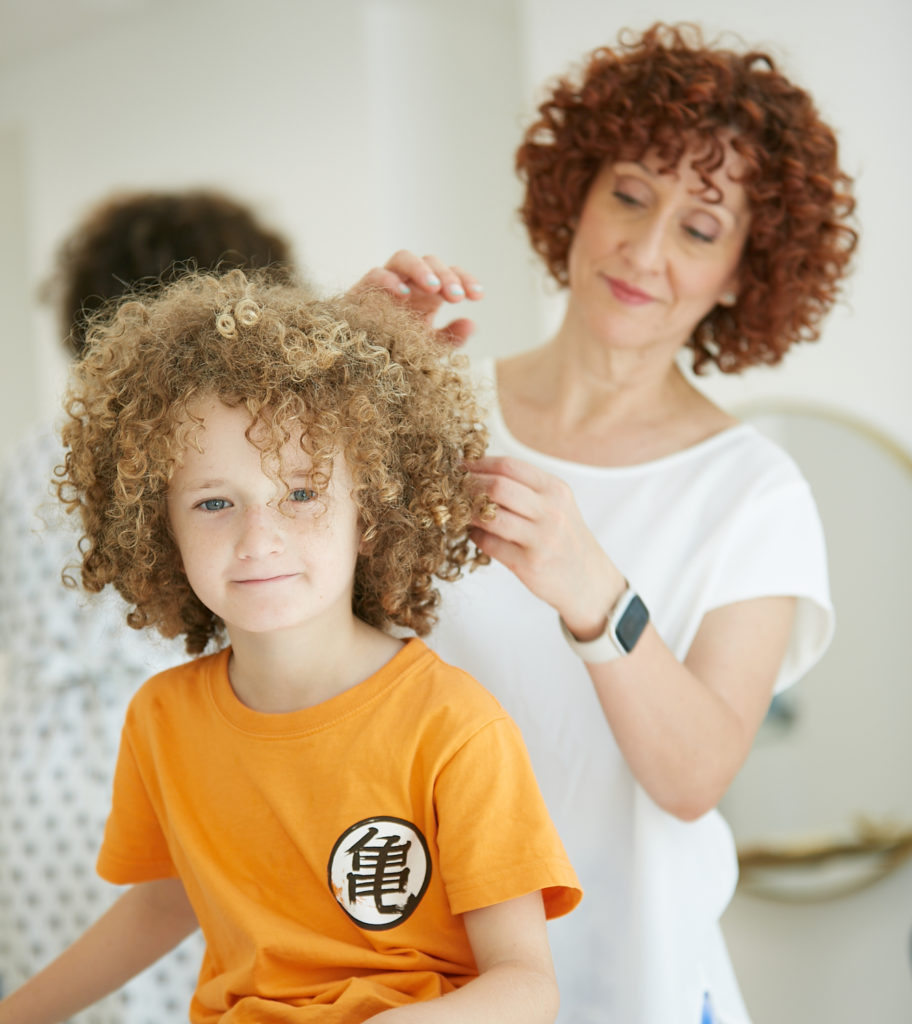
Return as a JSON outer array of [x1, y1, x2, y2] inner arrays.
[[559, 585, 644, 663]]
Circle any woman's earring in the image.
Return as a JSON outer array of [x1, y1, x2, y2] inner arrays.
[[719, 291, 737, 307]]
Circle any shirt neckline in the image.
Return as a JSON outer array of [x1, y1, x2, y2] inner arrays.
[[205, 637, 429, 737]]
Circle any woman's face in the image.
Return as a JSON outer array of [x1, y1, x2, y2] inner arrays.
[[565, 143, 750, 357]]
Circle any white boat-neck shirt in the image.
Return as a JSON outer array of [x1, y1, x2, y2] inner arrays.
[[428, 358, 832, 1024]]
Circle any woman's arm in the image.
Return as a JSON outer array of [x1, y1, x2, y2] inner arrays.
[[0, 878, 198, 1024], [357, 252, 794, 820], [370, 891, 558, 1024], [587, 595, 794, 819], [470, 454, 796, 821]]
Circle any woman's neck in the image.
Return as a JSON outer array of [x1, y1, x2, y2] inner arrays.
[[496, 333, 737, 467]]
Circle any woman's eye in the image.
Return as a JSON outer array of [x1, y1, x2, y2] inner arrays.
[[612, 190, 641, 208], [289, 488, 316, 503], [199, 498, 229, 512], [684, 225, 716, 244]]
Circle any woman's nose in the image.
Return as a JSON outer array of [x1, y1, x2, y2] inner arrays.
[[235, 506, 284, 559], [621, 213, 669, 273]]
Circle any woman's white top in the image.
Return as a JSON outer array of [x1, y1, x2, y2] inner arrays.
[[0, 427, 203, 1023], [428, 359, 833, 1024]]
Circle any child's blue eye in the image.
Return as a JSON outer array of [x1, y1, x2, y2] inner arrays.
[[200, 498, 229, 512], [290, 488, 316, 503]]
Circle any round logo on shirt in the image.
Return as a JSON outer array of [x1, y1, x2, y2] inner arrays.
[[327, 816, 432, 930]]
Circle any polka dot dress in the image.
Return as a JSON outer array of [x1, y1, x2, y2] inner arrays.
[[0, 428, 204, 1021]]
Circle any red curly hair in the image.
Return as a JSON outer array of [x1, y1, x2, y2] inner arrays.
[[516, 22, 858, 373]]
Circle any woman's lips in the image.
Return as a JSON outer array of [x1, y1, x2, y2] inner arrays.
[[604, 276, 654, 305]]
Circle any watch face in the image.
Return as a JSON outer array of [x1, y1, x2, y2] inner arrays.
[[615, 594, 649, 653]]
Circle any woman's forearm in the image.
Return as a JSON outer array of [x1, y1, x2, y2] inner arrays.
[[584, 596, 795, 819], [0, 878, 198, 1024]]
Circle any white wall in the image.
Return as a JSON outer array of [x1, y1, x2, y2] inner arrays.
[[0, 0, 534, 457], [2, 0, 910, 1019]]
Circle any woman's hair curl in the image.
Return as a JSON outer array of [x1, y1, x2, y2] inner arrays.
[[57, 269, 489, 654], [516, 22, 858, 373]]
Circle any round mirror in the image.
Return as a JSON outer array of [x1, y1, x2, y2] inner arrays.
[[719, 403, 912, 900]]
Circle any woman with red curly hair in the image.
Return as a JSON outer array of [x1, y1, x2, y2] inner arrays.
[[361, 21, 857, 1024]]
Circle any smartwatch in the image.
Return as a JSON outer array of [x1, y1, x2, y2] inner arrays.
[[559, 584, 649, 663]]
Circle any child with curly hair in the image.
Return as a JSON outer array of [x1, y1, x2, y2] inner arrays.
[[0, 270, 580, 1024]]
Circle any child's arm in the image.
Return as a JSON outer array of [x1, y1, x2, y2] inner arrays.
[[0, 877, 198, 1024], [371, 890, 559, 1024]]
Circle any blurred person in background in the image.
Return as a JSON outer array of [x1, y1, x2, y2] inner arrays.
[[0, 189, 295, 1024]]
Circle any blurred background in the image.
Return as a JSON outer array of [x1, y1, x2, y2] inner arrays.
[[1, 0, 909, 1019]]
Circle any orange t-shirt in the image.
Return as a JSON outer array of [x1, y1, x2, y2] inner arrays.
[[98, 639, 581, 1022]]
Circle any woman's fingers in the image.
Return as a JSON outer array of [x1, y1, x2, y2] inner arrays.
[[470, 468, 540, 524], [467, 455, 554, 492], [436, 317, 476, 347], [467, 455, 614, 616], [355, 266, 414, 296], [380, 251, 484, 302], [381, 250, 439, 292], [352, 251, 483, 346], [420, 255, 484, 304]]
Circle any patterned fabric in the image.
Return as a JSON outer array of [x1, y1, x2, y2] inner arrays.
[[0, 427, 203, 1022]]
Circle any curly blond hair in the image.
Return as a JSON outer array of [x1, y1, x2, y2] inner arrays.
[[57, 270, 489, 654]]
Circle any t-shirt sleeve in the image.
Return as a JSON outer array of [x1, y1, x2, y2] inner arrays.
[[434, 714, 582, 920], [96, 719, 177, 884], [708, 472, 833, 694]]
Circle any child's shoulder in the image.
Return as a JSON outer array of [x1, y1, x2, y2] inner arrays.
[[126, 647, 228, 715], [396, 638, 509, 727]]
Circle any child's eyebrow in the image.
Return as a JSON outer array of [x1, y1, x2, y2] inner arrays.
[[175, 478, 229, 492]]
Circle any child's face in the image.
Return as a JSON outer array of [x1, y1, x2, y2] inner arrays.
[[166, 396, 363, 642]]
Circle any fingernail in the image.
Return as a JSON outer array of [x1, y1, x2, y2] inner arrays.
[[426, 275, 441, 287], [468, 282, 484, 293], [446, 284, 465, 297], [397, 283, 411, 295]]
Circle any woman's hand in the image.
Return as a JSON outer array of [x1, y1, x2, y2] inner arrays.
[[468, 455, 627, 639], [352, 250, 484, 346]]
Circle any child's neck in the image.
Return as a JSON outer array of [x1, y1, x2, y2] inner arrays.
[[225, 617, 403, 714]]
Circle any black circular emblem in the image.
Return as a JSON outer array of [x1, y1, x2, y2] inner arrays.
[[327, 816, 432, 930]]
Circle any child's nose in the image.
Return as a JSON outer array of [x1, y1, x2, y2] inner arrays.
[[235, 506, 284, 559]]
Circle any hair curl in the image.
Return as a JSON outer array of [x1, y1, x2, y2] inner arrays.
[[45, 190, 294, 359], [516, 22, 858, 373], [57, 270, 489, 654]]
